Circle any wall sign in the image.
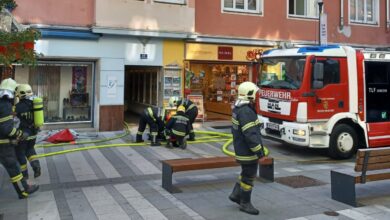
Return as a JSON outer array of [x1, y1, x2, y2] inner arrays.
[[218, 46, 233, 60], [140, 53, 148, 59]]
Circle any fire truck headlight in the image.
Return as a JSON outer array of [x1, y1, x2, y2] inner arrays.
[[293, 129, 306, 136]]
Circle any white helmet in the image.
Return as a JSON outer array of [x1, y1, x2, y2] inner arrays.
[[168, 96, 181, 107], [16, 84, 33, 99], [237, 81, 259, 101], [0, 78, 17, 99]]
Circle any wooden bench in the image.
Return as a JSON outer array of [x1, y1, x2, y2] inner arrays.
[[331, 147, 390, 206], [161, 156, 274, 193]]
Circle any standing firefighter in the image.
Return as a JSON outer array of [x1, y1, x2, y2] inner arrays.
[[0, 78, 39, 199], [15, 84, 41, 179], [135, 107, 167, 146], [168, 96, 198, 141], [229, 81, 264, 215], [165, 105, 190, 149]]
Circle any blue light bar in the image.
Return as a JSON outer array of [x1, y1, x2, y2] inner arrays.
[[298, 45, 340, 53]]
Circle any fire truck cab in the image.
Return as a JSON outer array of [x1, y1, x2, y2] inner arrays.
[[257, 45, 390, 159]]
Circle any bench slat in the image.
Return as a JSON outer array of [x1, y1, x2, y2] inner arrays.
[[355, 162, 390, 172], [356, 155, 390, 165], [356, 172, 390, 183], [357, 147, 390, 157]]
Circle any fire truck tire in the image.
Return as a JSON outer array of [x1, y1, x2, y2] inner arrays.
[[328, 124, 357, 159]]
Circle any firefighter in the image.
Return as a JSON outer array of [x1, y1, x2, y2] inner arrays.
[[15, 84, 41, 179], [135, 106, 167, 146], [164, 105, 190, 149], [0, 78, 39, 199], [168, 96, 198, 141], [229, 81, 264, 215]]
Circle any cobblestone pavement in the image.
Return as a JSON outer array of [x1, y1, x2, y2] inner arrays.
[[1, 123, 390, 220]]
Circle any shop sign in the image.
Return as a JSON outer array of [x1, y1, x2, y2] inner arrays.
[[246, 49, 263, 62], [140, 53, 148, 59], [218, 46, 233, 60], [187, 95, 205, 122]]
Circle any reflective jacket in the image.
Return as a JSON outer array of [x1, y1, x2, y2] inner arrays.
[[177, 98, 197, 113], [231, 101, 264, 164], [15, 99, 38, 138], [0, 98, 22, 141], [165, 112, 190, 137], [144, 107, 166, 130]]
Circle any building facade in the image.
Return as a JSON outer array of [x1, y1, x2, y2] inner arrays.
[[7, 0, 390, 130]]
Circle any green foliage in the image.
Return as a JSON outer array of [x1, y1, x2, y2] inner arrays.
[[0, 0, 41, 66]]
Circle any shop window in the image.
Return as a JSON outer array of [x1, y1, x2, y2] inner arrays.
[[188, 63, 250, 115], [349, 0, 379, 25], [288, 0, 318, 18], [14, 62, 94, 124], [163, 67, 182, 106], [223, 0, 263, 14]]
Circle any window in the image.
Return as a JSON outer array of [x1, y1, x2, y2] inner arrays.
[[289, 0, 319, 18], [349, 0, 379, 25], [223, 0, 263, 14], [154, 0, 186, 4], [311, 59, 340, 89]]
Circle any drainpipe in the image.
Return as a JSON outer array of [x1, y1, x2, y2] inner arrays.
[[340, 0, 344, 31], [387, 0, 390, 32]]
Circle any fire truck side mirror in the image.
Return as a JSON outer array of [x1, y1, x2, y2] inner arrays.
[[312, 63, 324, 89]]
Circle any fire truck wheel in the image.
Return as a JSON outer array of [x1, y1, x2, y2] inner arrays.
[[329, 124, 357, 159]]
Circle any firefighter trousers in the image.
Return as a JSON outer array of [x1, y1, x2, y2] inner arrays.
[[186, 107, 198, 139], [136, 115, 159, 141], [15, 138, 40, 178], [239, 163, 258, 191]]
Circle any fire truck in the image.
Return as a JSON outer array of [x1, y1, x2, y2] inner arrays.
[[257, 45, 390, 159]]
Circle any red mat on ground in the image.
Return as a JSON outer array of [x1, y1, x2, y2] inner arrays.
[[46, 129, 75, 143]]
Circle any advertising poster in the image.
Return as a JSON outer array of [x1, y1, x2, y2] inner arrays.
[[72, 66, 87, 93], [187, 95, 204, 122]]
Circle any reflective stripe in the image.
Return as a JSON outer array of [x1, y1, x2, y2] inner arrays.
[[241, 119, 260, 132], [151, 132, 158, 135], [0, 115, 12, 123], [235, 155, 258, 161], [240, 181, 252, 191], [186, 104, 195, 111], [231, 118, 239, 125], [172, 129, 186, 136], [11, 174, 23, 183], [28, 155, 37, 162], [250, 144, 263, 152], [137, 131, 143, 135], [26, 135, 37, 140], [147, 107, 156, 122], [0, 139, 10, 144], [21, 192, 29, 197], [20, 164, 27, 171], [8, 128, 16, 136], [189, 130, 194, 134]]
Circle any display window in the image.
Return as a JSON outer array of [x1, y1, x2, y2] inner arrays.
[[14, 62, 94, 124], [187, 62, 250, 116]]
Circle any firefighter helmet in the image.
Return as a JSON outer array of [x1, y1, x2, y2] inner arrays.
[[177, 105, 185, 113], [237, 81, 259, 101], [168, 96, 181, 107], [0, 78, 17, 98], [16, 84, 33, 99]]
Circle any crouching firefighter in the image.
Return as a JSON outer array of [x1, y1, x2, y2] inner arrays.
[[168, 96, 198, 141], [164, 105, 190, 149], [135, 107, 167, 146], [15, 84, 42, 179], [0, 78, 39, 199], [229, 81, 264, 215]]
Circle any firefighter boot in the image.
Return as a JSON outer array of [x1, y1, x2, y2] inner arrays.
[[135, 134, 144, 143], [178, 139, 187, 149], [151, 135, 161, 146], [21, 179, 39, 199], [31, 160, 41, 178], [188, 132, 195, 141], [228, 183, 241, 204], [240, 189, 259, 215]]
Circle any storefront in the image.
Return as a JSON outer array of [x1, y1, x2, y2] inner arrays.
[[184, 43, 271, 118]]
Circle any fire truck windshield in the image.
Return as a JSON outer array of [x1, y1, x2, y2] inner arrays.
[[258, 57, 306, 90]]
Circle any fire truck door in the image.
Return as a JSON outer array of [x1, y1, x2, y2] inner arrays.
[[307, 58, 349, 120]]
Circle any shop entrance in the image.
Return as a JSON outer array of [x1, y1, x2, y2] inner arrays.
[[124, 66, 160, 124], [186, 62, 252, 120]]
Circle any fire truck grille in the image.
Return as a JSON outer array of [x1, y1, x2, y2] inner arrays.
[[265, 128, 281, 137]]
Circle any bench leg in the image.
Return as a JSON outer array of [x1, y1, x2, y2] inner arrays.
[[162, 163, 174, 193], [331, 170, 357, 207], [258, 159, 274, 182]]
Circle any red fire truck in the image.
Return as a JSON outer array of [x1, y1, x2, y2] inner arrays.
[[257, 45, 390, 159]]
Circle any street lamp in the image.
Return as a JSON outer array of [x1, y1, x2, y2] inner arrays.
[[318, 0, 324, 45]]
